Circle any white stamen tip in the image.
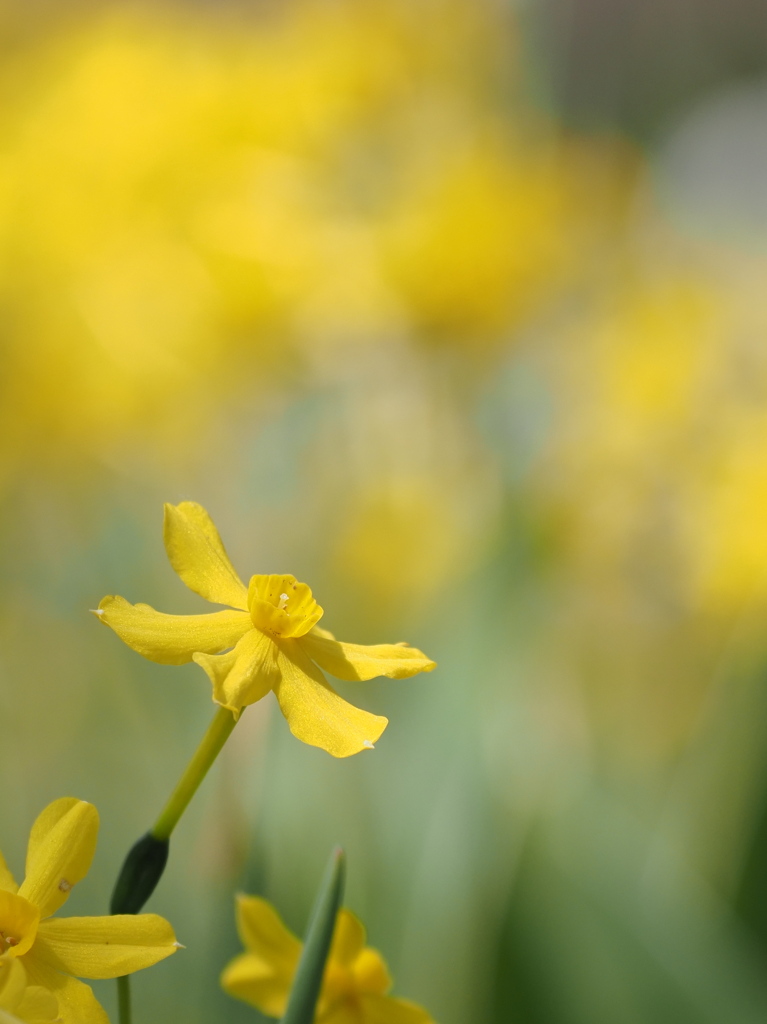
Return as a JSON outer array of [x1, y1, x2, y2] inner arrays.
[[280, 593, 289, 602], [362, 739, 375, 749]]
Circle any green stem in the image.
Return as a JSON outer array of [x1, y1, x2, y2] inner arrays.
[[151, 705, 239, 841], [117, 975, 131, 1024]]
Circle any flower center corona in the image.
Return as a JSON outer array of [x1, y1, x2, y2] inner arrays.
[[0, 890, 40, 958], [247, 574, 324, 638]]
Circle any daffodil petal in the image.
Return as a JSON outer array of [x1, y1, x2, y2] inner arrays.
[[0, 853, 18, 895], [22, 960, 107, 1024], [360, 994, 434, 1024], [15, 986, 59, 1024], [222, 896, 299, 1015], [34, 914, 178, 979], [163, 502, 249, 609], [317, 1004, 363, 1024], [96, 596, 251, 665], [299, 634, 436, 683], [330, 910, 366, 968], [274, 643, 387, 758], [0, 1010, 22, 1024], [221, 951, 292, 1017], [194, 628, 279, 714], [19, 799, 98, 918], [0, 958, 27, 1012], [236, 895, 301, 970], [353, 949, 391, 996]]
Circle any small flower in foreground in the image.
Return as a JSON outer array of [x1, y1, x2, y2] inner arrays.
[[222, 894, 435, 1024], [0, 956, 58, 1023], [96, 501, 436, 757], [0, 798, 180, 1024]]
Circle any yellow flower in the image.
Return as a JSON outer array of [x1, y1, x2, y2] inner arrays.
[[222, 894, 434, 1023], [96, 501, 436, 758], [0, 798, 180, 1024], [0, 956, 58, 1024]]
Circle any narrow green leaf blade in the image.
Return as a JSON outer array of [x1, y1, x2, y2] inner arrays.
[[281, 847, 346, 1024]]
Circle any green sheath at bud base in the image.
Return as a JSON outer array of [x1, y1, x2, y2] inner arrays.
[[110, 832, 170, 915]]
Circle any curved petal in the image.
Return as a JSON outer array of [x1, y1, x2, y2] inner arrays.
[[21, 960, 107, 1024], [163, 502, 248, 609], [273, 643, 387, 758], [0, 853, 18, 895], [352, 949, 391, 996], [221, 951, 293, 1017], [34, 914, 178, 980], [317, 1004, 364, 1024], [95, 596, 251, 665], [360, 994, 434, 1024], [222, 897, 298, 1015], [330, 910, 366, 968], [15, 985, 59, 1024], [19, 800, 98, 918], [299, 635, 436, 683], [236, 895, 301, 967], [0, 957, 27, 1012], [194, 629, 279, 714]]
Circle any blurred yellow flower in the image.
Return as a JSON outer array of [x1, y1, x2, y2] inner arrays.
[[0, 956, 58, 1024], [222, 894, 434, 1023], [96, 501, 435, 757], [0, 798, 179, 1024]]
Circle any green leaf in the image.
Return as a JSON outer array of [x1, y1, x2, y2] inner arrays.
[[281, 847, 346, 1024]]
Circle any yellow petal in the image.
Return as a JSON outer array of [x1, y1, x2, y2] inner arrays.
[[222, 895, 299, 1015], [360, 994, 434, 1024], [300, 634, 436, 683], [221, 951, 292, 1018], [0, 957, 27, 1011], [19, 800, 98, 918], [0, 854, 17, 895], [0, 892, 39, 957], [274, 643, 387, 758], [318, 1005, 364, 1024], [21, 961, 107, 1024], [353, 949, 391, 996], [236, 895, 301, 968], [330, 910, 366, 968], [34, 913, 178, 979], [96, 596, 252, 665], [15, 986, 59, 1024], [194, 628, 279, 714], [163, 502, 249, 609]]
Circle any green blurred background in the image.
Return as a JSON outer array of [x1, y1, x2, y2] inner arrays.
[[3, 0, 767, 1020]]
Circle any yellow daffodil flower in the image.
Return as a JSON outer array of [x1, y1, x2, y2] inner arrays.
[[0, 798, 180, 1024], [222, 894, 434, 1023], [96, 502, 435, 758], [0, 956, 58, 1024]]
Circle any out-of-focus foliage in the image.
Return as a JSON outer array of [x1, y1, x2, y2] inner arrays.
[[2, 2, 767, 1024]]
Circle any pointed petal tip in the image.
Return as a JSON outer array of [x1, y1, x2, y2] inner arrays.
[[173, 941, 186, 950], [362, 740, 375, 750], [90, 608, 105, 617]]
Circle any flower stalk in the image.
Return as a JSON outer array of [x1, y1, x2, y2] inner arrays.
[[151, 705, 239, 841], [110, 705, 239, 1024]]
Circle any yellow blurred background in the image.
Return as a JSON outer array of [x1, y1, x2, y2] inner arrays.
[[3, 0, 767, 1021]]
